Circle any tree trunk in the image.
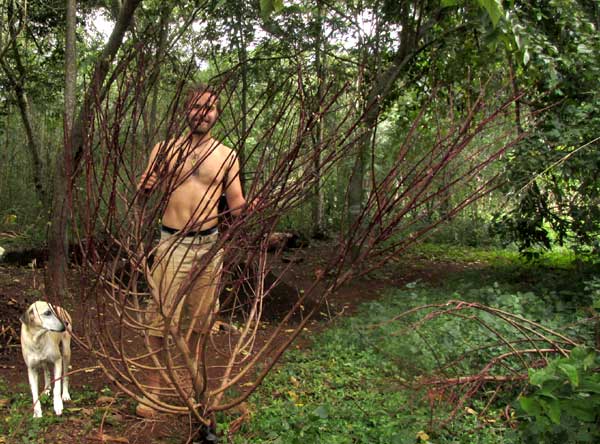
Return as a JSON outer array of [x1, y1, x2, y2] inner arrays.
[[239, 51, 248, 189], [71, 0, 143, 163], [311, 0, 325, 238], [348, 126, 371, 253], [46, 0, 77, 299], [346, 3, 419, 259], [507, 53, 523, 135], [233, 5, 248, 189], [145, 5, 172, 147], [11, 81, 46, 204], [46, 0, 143, 299], [0, 1, 46, 205]]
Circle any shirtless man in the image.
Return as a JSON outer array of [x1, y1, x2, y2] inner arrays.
[[137, 84, 247, 418]]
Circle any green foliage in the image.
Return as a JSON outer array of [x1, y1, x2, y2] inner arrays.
[[491, 0, 600, 257], [518, 347, 600, 443], [585, 277, 600, 310], [259, 0, 283, 21], [476, 0, 504, 28], [410, 242, 579, 271], [225, 249, 599, 443], [0, 382, 65, 443], [0, 381, 108, 443], [227, 311, 418, 443], [226, 288, 514, 443]]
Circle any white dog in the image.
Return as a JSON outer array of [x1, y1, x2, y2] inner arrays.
[[20, 301, 72, 418]]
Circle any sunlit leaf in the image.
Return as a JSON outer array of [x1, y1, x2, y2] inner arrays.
[[519, 396, 541, 416], [477, 0, 504, 27], [558, 363, 579, 388], [416, 430, 430, 442], [540, 398, 561, 424], [312, 405, 329, 419], [529, 367, 557, 388]]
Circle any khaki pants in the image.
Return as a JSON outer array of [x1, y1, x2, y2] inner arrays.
[[145, 230, 223, 338]]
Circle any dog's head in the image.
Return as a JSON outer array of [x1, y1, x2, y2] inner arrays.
[[20, 301, 66, 332]]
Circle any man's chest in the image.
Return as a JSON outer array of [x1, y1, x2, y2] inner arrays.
[[171, 155, 226, 187]]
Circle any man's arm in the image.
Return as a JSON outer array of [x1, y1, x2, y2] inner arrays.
[[136, 142, 164, 239], [224, 154, 247, 217], [138, 142, 163, 193]]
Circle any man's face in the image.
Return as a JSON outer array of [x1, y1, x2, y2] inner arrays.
[[186, 92, 219, 135]]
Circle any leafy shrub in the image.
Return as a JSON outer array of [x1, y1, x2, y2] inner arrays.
[[518, 347, 600, 443], [227, 256, 599, 443]]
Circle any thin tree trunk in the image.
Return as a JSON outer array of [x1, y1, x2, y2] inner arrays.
[[46, 0, 77, 299], [311, 0, 325, 238], [0, 1, 45, 204], [71, 0, 143, 163], [348, 125, 372, 237], [2, 112, 10, 203], [145, 5, 171, 147], [347, 2, 419, 259], [234, 6, 248, 189], [239, 52, 248, 189], [46, 0, 143, 299], [11, 80, 45, 203], [507, 53, 523, 135]]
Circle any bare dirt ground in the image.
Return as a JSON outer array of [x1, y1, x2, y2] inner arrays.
[[0, 241, 477, 444]]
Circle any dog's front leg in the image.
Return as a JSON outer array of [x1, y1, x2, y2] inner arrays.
[[52, 358, 64, 416], [61, 335, 71, 401], [43, 365, 51, 396], [27, 368, 42, 418]]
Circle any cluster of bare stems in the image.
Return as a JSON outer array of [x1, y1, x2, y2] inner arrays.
[[380, 300, 581, 426], [57, 44, 529, 433]]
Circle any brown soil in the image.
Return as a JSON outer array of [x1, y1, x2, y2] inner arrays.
[[0, 241, 478, 444]]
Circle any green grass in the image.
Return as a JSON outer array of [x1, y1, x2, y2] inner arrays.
[[0, 381, 108, 443], [0, 382, 65, 444], [413, 242, 578, 268], [223, 249, 599, 444], [223, 289, 513, 443]]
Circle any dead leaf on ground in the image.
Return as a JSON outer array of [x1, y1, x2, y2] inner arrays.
[[102, 413, 124, 426], [231, 401, 250, 416], [416, 430, 430, 442], [90, 431, 130, 443], [228, 402, 252, 436], [96, 396, 117, 406]]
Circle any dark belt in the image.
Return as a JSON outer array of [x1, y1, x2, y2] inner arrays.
[[161, 224, 218, 237]]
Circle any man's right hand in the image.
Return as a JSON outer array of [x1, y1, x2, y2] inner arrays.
[[138, 172, 157, 193]]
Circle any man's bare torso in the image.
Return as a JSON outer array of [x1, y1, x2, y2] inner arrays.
[[140, 89, 246, 229], [155, 136, 234, 231]]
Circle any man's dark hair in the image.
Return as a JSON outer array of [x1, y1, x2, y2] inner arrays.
[[185, 82, 223, 114]]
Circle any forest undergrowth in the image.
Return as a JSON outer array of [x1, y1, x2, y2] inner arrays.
[[223, 247, 600, 444], [0, 245, 598, 443]]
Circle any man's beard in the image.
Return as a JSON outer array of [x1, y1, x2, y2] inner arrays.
[[188, 117, 210, 136]]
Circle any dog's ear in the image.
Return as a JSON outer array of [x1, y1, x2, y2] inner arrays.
[[20, 308, 33, 326]]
